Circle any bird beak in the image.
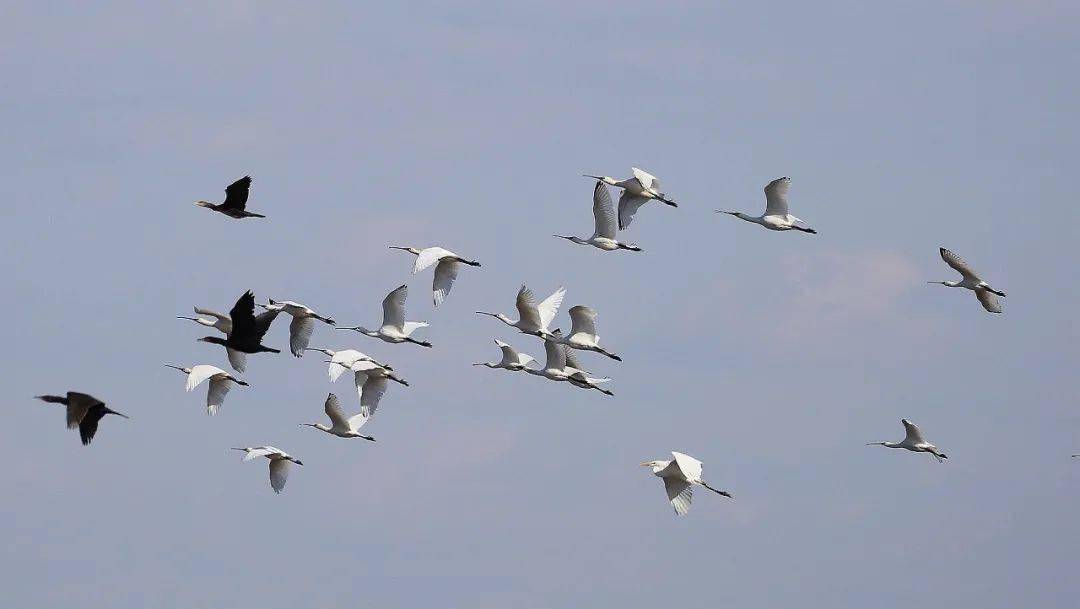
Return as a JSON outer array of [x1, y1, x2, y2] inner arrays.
[[716, 210, 737, 216], [336, 326, 359, 331], [639, 461, 652, 467], [582, 174, 603, 180]]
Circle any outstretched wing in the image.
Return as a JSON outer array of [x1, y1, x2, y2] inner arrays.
[[976, 289, 1003, 313], [324, 393, 348, 427], [537, 287, 565, 331], [901, 419, 926, 444], [268, 459, 291, 493], [382, 285, 408, 329], [289, 317, 315, 356], [515, 285, 542, 328], [568, 305, 599, 338], [225, 348, 247, 373], [617, 192, 649, 230], [413, 247, 452, 274], [631, 167, 659, 190], [542, 337, 566, 370], [764, 177, 790, 216], [357, 375, 388, 417], [65, 392, 101, 429], [222, 176, 252, 211], [229, 291, 258, 340], [592, 181, 617, 239], [185, 364, 227, 392], [432, 259, 460, 306], [242, 447, 275, 461], [205, 376, 232, 415], [663, 477, 694, 516], [672, 452, 704, 482], [939, 247, 979, 280]]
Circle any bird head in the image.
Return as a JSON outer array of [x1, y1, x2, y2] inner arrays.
[[194, 201, 213, 208], [198, 336, 228, 347], [388, 246, 420, 255], [639, 460, 664, 472]]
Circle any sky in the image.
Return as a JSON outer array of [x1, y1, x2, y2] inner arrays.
[[1, 1, 1078, 607]]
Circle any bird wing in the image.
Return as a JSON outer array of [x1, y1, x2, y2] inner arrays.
[[360, 376, 388, 417], [543, 338, 566, 370], [764, 177, 791, 216], [617, 192, 650, 230], [222, 176, 251, 211], [672, 452, 704, 482], [939, 247, 980, 281], [346, 409, 372, 433], [515, 285, 542, 328], [324, 393, 348, 427], [289, 316, 315, 357], [253, 309, 280, 341], [976, 289, 1003, 313], [567, 305, 599, 338], [494, 339, 531, 367], [664, 477, 694, 516], [65, 392, 101, 429], [631, 167, 659, 190], [563, 348, 588, 373], [413, 247, 452, 274], [225, 348, 247, 373], [268, 459, 291, 493], [537, 287, 566, 331], [79, 407, 109, 445], [902, 419, 927, 444], [243, 447, 275, 461], [194, 307, 230, 321], [229, 291, 258, 339], [185, 364, 227, 392], [432, 259, 460, 306], [591, 181, 617, 239], [205, 376, 232, 415], [327, 350, 362, 382], [382, 285, 408, 329], [402, 321, 428, 336]]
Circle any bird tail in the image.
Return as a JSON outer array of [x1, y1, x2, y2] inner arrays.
[[35, 394, 67, 405]]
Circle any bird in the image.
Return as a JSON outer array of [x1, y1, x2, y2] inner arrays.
[[554, 181, 642, 252], [163, 364, 248, 415], [35, 392, 129, 445], [473, 339, 536, 371], [177, 306, 232, 334], [197, 291, 281, 372], [389, 246, 482, 306], [583, 167, 677, 230], [523, 332, 613, 396], [194, 176, 265, 219], [301, 393, 376, 441], [553, 305, 622, 361], [562, 347, 614, 396], [232, 446, 302, 493], [867, 419, 949, 462], [337, 285, 432, 348], [641, 452, 732, 515], [303, 348, 392, 381], [342, 359, 409, 415], [476, 284, 565, 339], [929, 247, 1006, 314], [718, 177, 817, 234], [258, 299, 336, 356]]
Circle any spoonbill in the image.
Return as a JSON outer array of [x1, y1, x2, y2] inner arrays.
[[343, 359, 409, 415], [583, 167, 677, 229], [554, 305, 621, 361], [641, 452, 733, 516], [867, 419, 948, 462], [163, 364, 248, 415], [35, 392, 129, 445], [177, 307, 232, 334], [301, 393, 376, 441], [554, 181, 642, 252], [562, 347, 614, 396], [929, 247, 1006, 314], [232, 446, 302, 493], [524, 333, 612, 396], [197, 291, 281, 372], [194, 176, 265, 219], [389, 246, 482, 306], [303, 348, 392, 381], [718, 177, 817, 234], [476, 284, 565, 338], [338, 285, 432, 348], [473, 339, 536, 371], [259, 299, 336, 356]]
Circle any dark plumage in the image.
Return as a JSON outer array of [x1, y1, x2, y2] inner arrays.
[[195, 176, 265, 219], [35, 392, 129, 445], [199, 291, 281, 359]]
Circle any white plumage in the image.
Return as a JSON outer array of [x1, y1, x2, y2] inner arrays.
[[232, 446, 303, 493], [164, 364, 248, 415], [641, 452, 733, 515]]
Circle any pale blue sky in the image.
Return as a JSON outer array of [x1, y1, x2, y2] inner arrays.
[[2, 2, 1078, 608]]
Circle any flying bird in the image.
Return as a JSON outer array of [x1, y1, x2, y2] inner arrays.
[[476, 284, 565, 339], [641, 452, 733, 515], [583, 167, 677, 229], [342, 359, 409, 415], [553, 305, 621, 361], [301, 393, 376, 441], [232, 446, 302, 493], [718, 177, 816, 234], [524, 332, 613, 396], [197, 291, 281, 372], [554, 181, 642, 252], [259, 299, 336, 356], [177, 306, 232, 334], [337, 285, 432, 347], [929, 247, 1006, 313], [303, 348, 392, 381], [389, 246, 481, 306], [194, 176, 265, 219], [867, 419, 949, 462], [163, 364, 248, 415], [473, 339, 536, 371], [35, 392, 129, 445]]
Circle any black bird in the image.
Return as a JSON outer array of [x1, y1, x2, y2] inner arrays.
[[195, 176, 265, 219], [35, 392, 129, 445], [199, 291, 281, 372]]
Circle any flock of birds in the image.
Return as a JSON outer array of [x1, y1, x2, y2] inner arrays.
[[33, 169, 1014, 513]]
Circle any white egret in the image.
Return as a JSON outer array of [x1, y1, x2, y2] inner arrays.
[[389, 246, 482, 306], [338, 285, 432, 348], [301, 393, 376, 441], [194, 176, 265, 219], [232, 446, 302, 493], [177, 307, 232, 334], [197, 291, 281, 372], [473, 339, 536, 371], [640, 452, 733, 516], [583, 167, 677, 229], [303, 348, 392, 381], [929, 247, 1006, 314], [163, 364, 248, 415], [476, 284, 565, 338], [35, 392, 129, 445], [554, 305, 622, 361], [867, 419, 949, 462], [259, 299, 336, 356], [554, 181, 642, 252], [718, 177, 817, 234]]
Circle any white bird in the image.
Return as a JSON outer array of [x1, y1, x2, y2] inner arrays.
[[473, 339, 536, 371], [389, 246, 482, 306], [177, 307, 232, 334], [641, 452, 733, 516], [554, 305, 622, 361], [164, 364, 248, 415], [303, 348, 392, 381], [929, 247, 1006, 314], [583, 167, 677, 230], [562, 347, 614, 396], [257, 299, 336, 356], [554, 181, 642, 252], [525, 333, 614, 396], [338, 285, 432, 348], [718, 177, 817, 234], [867, 419, 949, 462], [343, 359, 409, 415], [232, 446, 302, 493], [301, 393, 376, 441], [476, 284, 565, 338]]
